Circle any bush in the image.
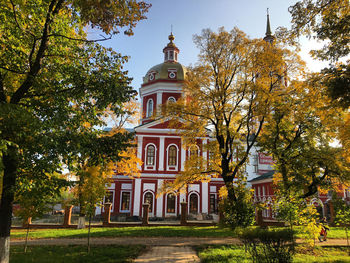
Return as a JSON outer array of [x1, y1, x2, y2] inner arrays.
[[219, 185, 255, 229], [239, 228, 295, 263]]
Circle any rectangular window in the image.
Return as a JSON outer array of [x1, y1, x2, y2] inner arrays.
[[253, 154, 258, 173], [120, 192, 131, 212], [210, 194, 217, 214], [104, 191, 114, 204], [166, 194, 176, 213]]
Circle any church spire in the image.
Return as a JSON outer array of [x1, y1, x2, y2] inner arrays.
[[263, 9, 275, 44]]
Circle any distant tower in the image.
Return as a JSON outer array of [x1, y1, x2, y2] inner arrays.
[[263, 9, 275, 44]]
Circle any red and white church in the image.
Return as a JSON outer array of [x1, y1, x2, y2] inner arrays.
[[95, 32, 275, 220], [97, 19, 350, 221]]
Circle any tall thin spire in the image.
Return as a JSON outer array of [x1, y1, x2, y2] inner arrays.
[[263, 8, 275, 43]]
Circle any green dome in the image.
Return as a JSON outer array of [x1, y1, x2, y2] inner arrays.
[[143, 62, 187, 84]]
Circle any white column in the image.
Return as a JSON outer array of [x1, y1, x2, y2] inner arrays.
[[157, 91, 163, 114], [159, 137, 165, 171], [137, 135, 143, 170], [156, 180, 164, 217], [202, 182, 208, 213], [202, 139, 208, 169], [180, 192, 186, 203], [133, 178, 141, 216], [181, 139, 186, 171]]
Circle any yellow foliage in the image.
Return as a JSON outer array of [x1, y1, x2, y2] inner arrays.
[[116, 147, 142, 178]]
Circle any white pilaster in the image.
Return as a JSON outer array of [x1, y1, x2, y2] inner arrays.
[[133, 178, 141, 216], [202, 139, 208, 169], [202, 182, 208, 213], [180, 192, 186, 203], [181, 140, 186, 171], [156, 180, 164, 217], [157, 91, 163, 106], [159, 137, 165, 171], [137, 135, 143, 170]]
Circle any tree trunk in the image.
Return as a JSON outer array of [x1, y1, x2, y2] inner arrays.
[[24, 224, 29, 253], [0, 146, 18, 263], [77, 216, 85, 229]]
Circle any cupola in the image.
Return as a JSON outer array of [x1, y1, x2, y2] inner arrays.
[[163, 33, 180, 62]]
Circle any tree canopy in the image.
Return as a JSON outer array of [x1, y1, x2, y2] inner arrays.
[[0, 1, 150, 262], [161, 27, 304, 203]]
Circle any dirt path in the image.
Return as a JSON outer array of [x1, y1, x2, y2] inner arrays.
[[10, 237, 349, 247]]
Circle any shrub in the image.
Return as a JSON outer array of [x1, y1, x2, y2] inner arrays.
[[219, 184, 255, 229], [239, 228, 295, 263]]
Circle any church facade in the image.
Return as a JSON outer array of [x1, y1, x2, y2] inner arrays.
[[97, 30, 276, 220]]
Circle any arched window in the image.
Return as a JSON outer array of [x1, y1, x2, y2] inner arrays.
[[189, 193, 198, 214], [189, 145, 199, 157], [146, 99, 153, 117], [168, 145, 177, 166], [146, 145, 155, 166], [144, 192, 154, 213], [168, 96, 176, 103], [166, 193, 176, 213]]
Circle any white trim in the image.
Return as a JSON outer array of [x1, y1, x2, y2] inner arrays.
[[168, 96, 176, 102], [202, 139, 208, 169], [133, 179, 141, 216], [156, 92, 163, 107], [188, 145, 200, 156], [144, 143, 157, 170], [146, 98, 154, 118], [202, 182, 208, 213], [181, 140, 186, 171], [140, 82, 183, 97], [159, 137, 165, 171], [156, 180, 164, 217], [166, 144, 179, 171], [136, 135, 143, 170]]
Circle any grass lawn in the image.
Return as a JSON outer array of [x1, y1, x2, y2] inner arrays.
[[197, 245, 350, 263], [11, 226, 236, 239], [10, 245, 146, 263], [11, 226, 349, 240]]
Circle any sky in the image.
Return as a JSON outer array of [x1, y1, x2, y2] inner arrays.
[[92, 0, 328, 98]]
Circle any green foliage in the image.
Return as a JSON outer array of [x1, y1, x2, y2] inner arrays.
[[239, 228, 295, 263], [14, 172, 69, 222], [274, 194, 322, 247], [220, 184, 255, 229], [288, 0, 350, 111], [333, 197, 350, 254], [289, 0, 350, 61]]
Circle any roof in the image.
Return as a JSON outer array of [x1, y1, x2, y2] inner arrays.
[[249, 170, 275, 182], [143, 62, 187, 84]]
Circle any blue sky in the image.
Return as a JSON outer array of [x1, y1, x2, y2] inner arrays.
[[94, 0, 321, 97]]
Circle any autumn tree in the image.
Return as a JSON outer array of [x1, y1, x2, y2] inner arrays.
[[161, 27, 303, 209], [258, 78, 350, 199], [287, 0, 350, 162], [74, 163, 115, 252], [71, 100, 142, 229], [0, 1, 150, 262], [14, 172, 67, 252]]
